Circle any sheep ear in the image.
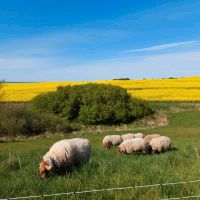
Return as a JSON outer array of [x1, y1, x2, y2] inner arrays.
[[44, 161, 52, 171], [46, 163, 52, 171]]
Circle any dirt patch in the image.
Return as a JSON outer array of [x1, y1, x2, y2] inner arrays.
[[169, 103, 200, 113], [144, 112, 168, 128], [72, 112, 169, 133], [170, 106, 186, 113]]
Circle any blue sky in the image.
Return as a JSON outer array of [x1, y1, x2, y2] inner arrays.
[[1, 0, 200, 81]]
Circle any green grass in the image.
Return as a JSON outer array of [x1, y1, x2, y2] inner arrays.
[[1, 106, 200, 199], [149, 101, 200, 112]]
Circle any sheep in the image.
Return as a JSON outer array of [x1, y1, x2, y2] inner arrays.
[[144, 134, 160, 143], [134, 133, 144, 138], [117, 138, 149, 154], [149, 136, 171, 153], [102, 135, 122, 149], [121, 133, 144, 141], [39, 138, 91, 177], [121, 133, 135, 141]]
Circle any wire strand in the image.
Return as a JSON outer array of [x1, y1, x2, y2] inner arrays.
[[1, 179, 200, 200], [161, 194, 200, 200]]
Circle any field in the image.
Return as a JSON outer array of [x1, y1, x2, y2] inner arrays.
[[3, 76, 200, 101], [1, 103, 200, 199]]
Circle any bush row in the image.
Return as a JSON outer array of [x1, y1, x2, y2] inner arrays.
[[0, 103, 73, 137]]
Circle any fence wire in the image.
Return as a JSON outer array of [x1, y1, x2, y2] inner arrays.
[[161, 194, 200, 199], [1, 179, 200, 200]]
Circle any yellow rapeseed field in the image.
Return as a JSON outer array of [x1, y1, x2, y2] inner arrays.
[[3, 76, 200, 101]]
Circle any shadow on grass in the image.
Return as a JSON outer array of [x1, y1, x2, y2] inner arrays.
[[42, 162, 96, 178], [170, 147, 178, 151], [148, 147, 178, 155]]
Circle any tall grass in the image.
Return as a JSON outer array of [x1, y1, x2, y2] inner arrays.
[[0, 106, 200, 199]]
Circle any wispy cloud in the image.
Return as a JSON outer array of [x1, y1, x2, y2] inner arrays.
[[1, 50, 200, 81], [0, 57, 49, 70], [124, 40, 198, 53]]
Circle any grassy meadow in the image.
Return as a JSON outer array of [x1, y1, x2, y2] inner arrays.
[[3, 76, 200, 101], [1, 103, 200, 199]]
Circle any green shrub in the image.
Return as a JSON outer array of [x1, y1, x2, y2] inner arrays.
[[0, 103, 72, 136], [77, 84, 131, 124], [30, 92, 59, 114], [38, 113, 73, 133], [129, 98, 154, 119], [32, 83, 153, 125]]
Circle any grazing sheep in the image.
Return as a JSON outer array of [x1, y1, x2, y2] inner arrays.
[[102, 135, 122, 149], [149, 136, 171, 153], [39, 138, 91, 177], [144, 134, 160, 143], [134, 133, 144, 138], [118, 138, 149, 154], [121, 133, 135, 141]]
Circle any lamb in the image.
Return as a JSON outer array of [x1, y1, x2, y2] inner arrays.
[[144, 134, 160, 143], [39, 138, 91, 177], [102, 135, 122, 149], [121, 133, 135, 141], [117, 138, 149, 154], [149, 136, 171, 153]]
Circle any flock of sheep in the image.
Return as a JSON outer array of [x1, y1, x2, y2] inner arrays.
[[39, 133, 171, 177], [103, 133, 171, 154]]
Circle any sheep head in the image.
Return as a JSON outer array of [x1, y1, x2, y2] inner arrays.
[[39, 160, 53, 178], [103, 142, 111, 150], [117, 146, 125, 154]]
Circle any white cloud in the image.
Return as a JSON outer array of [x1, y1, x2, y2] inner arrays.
[[124, 41, 198, 53]]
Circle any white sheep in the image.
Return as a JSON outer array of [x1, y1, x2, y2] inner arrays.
[[102, 135, 122, 149], [144, 134, 160, 143], [134, 133, 144, 138], [39, 138, 91, 177], [117, 138, 149, 154], [149, 136, 171, 153], [121, 133, 135, 141]]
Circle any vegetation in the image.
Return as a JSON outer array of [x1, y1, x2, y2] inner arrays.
[[32, 84, 153, 125], [3, 76, 200, 101], [112, 77, 130, 80], [0, 103, 200, 199], [0, 103, 73, 137], [0, 80, 4, 101]]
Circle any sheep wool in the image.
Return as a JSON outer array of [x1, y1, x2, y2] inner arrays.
[[149, 136, 171, 153], [144, 134, 160, 143], [121, 133, 135, 141], [102, 135, 122, 149], [39, 138, 91, 177], [134, 133, 144, 138], [118, 138, 149, 154]]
